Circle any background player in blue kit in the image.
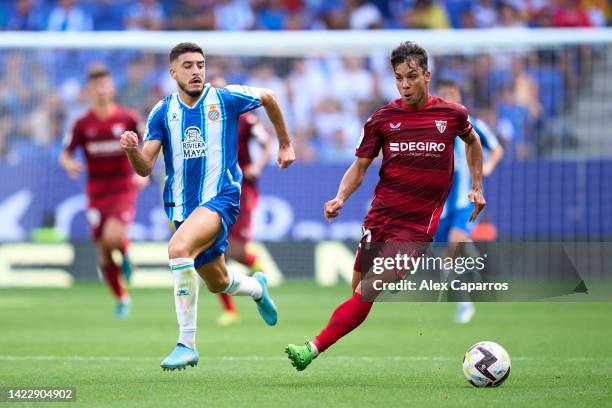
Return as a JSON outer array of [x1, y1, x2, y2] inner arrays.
[[434, 79, 504, 323], [120, 42, 295, 370]]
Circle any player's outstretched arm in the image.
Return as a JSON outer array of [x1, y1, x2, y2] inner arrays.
[[483, 143, 504, 177], [259, 89, 295, 169], [120, 130, 162, 177], [462, 129, 486, 221], [474, 118, 504, 176], [58, 150, 83, 179], [324, 157, 374, 222]]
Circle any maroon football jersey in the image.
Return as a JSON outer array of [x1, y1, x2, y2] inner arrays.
[[237, 113, 256, 170], [237, 113, 257, 187], [65, 105, 139, 200], [356, 95, 472, 237]]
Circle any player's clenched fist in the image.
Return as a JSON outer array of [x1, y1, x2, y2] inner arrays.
[[468, 188, 486, 222], [120, 131, 139, 151], [277, 143, 295, 169], [324, 197, 344, 222]]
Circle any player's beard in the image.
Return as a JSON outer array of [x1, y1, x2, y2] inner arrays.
[[178, 80, 204, 98]]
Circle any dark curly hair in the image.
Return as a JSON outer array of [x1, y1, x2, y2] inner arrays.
[[390, 41, 428, 72]]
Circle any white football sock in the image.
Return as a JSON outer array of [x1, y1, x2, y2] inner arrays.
[[169, 258, 199, 350], [309, 341, 319, 356], [223, 269, 263, 300]]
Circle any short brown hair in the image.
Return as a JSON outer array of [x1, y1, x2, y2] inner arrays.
[[87, 64, 110, 81], [169, 42, 205, 62]]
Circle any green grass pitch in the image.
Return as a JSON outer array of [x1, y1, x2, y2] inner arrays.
[[1, 282, 611, 407]]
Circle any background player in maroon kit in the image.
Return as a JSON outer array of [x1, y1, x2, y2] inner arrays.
[[217, 112, 272, 326], [59, 65, 147, 319], [286, 42, 486, 370], [210, 77, 272, 326]]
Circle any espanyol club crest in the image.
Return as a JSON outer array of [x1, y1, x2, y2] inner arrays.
[[208, 104, 220, 121], [182, 126, 207, 159], [435, 120, 447, 133]]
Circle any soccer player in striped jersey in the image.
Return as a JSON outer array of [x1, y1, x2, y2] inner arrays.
[[120, 42, 294, 370], [60, 65, 147, 320], [434, 79, 504, 323]]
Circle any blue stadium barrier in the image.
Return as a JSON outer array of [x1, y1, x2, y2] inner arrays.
[[0, 160, 610, 241]]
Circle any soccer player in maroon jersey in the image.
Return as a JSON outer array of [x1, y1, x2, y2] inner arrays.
[[285, 42, 486, 370], [217, 111, 272, 326], [60, 65, 147, 319]]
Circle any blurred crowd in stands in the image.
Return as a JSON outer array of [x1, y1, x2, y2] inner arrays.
[[0, 0, 609, 31], [0, 0, 608, 165]]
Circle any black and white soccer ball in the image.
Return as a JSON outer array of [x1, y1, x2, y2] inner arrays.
[[462, 341, 511, 387]]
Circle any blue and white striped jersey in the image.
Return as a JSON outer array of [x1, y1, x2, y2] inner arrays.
[[144, 84, 262, 221], [443, 116, 500, 213]]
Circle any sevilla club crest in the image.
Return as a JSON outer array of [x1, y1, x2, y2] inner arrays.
[[435, 120, 447, 133]]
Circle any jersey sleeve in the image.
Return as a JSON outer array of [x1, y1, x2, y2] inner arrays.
[[144, 100, 166, 142], [225, 85, 263, 114], [455, 103, 473, 139], [355, 116, 383, 159], [472, 117, 499, 151], [63, 119, 82, 153]]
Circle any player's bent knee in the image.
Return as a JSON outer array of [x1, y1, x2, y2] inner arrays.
[[168, 239, 192, 260], [100, 235, 121, 252], [449, 228, 471, 243], [101, 220, 125, 249], [95, 248, 113, 268], [204, 275, 230, 293], [96, 240, 114, 258]]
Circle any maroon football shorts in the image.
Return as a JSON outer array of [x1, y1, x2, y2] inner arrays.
[[353, 223, 433, 275], [87, 191, 136, 240]]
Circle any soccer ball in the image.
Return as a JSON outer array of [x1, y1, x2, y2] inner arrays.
[[462, 341, 511, 387]]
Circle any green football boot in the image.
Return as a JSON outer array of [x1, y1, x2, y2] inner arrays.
[[285, 341, 317, 371]]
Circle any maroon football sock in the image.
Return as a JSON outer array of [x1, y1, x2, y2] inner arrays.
[[102, 262, 127, 300], [219, 293, 237, 312], [120, 235, 129, 256], [312, 292, 373, 353]]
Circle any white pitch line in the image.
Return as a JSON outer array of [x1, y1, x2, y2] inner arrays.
[[0, 355, 608, 363], [0, 355, 470, 362], [0, 355, 158, 362]]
